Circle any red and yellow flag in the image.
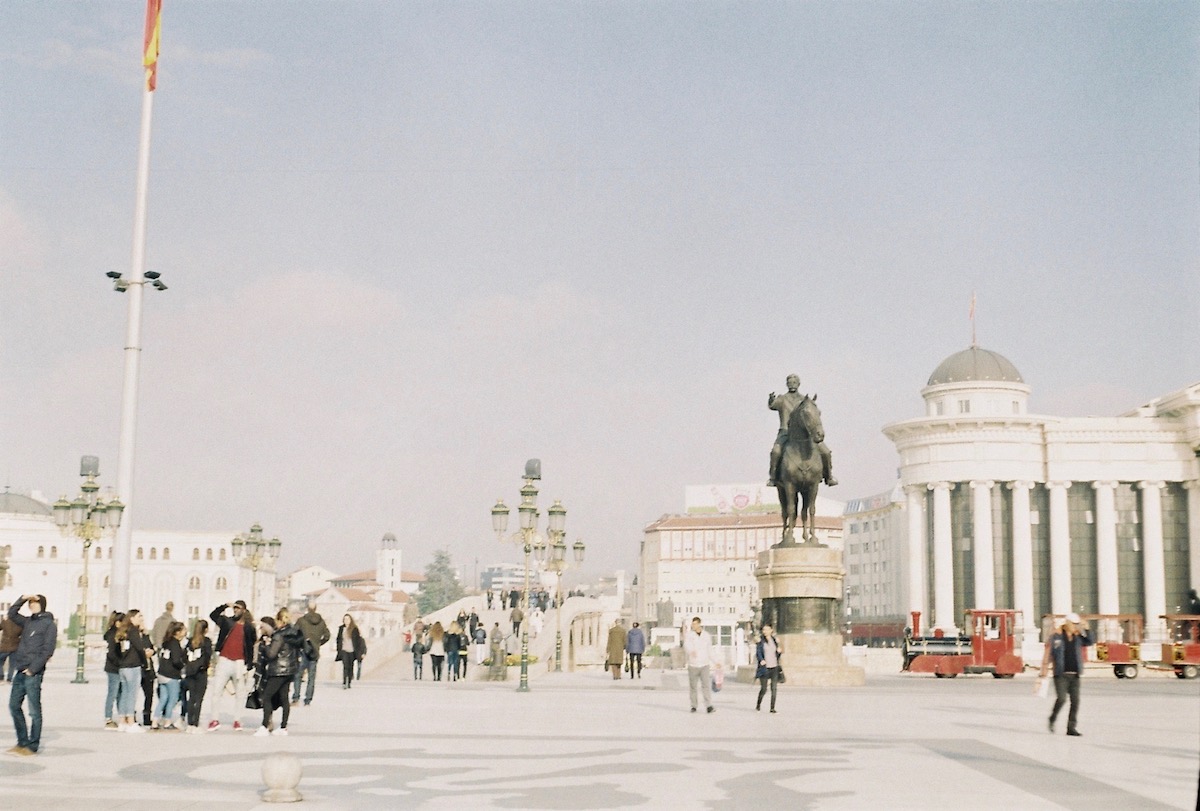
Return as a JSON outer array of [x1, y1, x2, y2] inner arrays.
[[143, 0, 162, 91]]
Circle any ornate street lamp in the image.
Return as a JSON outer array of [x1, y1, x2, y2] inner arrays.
[[53, 456, 125, 684], [231, 522, 280, 616], [492, 459, 560, 693], [539, 508, 585, 672]]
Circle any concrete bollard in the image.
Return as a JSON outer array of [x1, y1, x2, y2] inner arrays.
[[261, 752, 303, 803]]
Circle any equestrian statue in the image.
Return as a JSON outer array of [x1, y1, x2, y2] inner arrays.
[[767, 374, 837, 546]]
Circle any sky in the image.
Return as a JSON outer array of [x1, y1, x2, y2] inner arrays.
[[1, 2, 1197, 584]]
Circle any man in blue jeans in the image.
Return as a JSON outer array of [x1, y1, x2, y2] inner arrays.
[[7, 594, 57, 756], [291, 600, 330, 706]]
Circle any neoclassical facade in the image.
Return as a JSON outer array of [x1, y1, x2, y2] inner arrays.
[[0, 491, 277, 628], [883, 347, 1199, 642]]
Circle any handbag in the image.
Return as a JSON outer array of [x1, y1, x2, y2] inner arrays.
[[1034, 677, 1049, 699], [777, 666, 786, 684], [246, 688, 263, 710]]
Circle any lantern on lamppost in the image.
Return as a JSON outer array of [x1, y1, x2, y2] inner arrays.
[[53, 456, 125, 684]]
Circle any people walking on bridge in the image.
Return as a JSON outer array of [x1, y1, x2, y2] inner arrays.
[[292, 600, 330, 707], [625, 622, 646, 679], [335, 614, 366, 689], [427, 622, 445, 681]]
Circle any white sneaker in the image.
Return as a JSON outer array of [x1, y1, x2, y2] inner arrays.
[[253, 726, 271, 737], [272, 728, 288, 737], [123, 724, 145, 734]]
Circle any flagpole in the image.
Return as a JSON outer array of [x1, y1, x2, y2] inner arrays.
[[111, 74, 156, 613]]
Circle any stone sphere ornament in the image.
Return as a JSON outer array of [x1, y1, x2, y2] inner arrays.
[[261, 752, 303, 803]]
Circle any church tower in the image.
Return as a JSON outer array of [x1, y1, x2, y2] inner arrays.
[[377, 532, 401, 590]]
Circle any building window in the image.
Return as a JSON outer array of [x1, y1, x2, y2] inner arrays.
[[37, 546, 44, 559], [192, 548, 200, 560], [77, 575, 85, 587], [216, 576, 227, 590], [219, 549, 227, 561], [149, 548, 157, 560], [958, 400, 970, 414], [137, 547, 145, 560], [163, 548, 170, 560], [50, 546, 57, 558], [103, 576, 109, 587], [1012, 401, 1020, 414], [188, 576, 201, 590], [935, 400, 945, 416], [206, 549, 213, 561]]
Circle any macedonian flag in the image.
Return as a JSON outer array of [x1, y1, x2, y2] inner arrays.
[[143, 0, 162, 91]]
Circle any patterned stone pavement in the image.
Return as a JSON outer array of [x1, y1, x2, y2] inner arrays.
[[0, 657, 1195, 809]]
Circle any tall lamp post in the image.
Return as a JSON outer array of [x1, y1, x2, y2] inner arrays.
[[52, 456, 125, 685], [231, 523, 281, 617], [492, 459, 558, 693], [537, 521, 584, 672]]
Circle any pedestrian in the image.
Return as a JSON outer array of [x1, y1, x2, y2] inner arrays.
[[625, 622, 646, 679], [205, 600, 257, 732], [468, 610, 480, 638], [130, 609, 157, 727], [149, 601, 176, 653], [682, 616, 716, 713], [109, 614, 144, 733], [510, 605, 524, 636], [292, 599, 331, 707], [101, 611, 125, 728], [445, 621, 464, 682], [755, 623, 783, 713], [411, 633, 425, 680], [152, 621, 186, 729], [256, 609, 303, 737], [472, 623, 488, 665], [5, 594, 56, 756], [486, 589, 494, 610], [509, 589, 519, 610], [0, 612, 21, 682], [1040, 612, 1093, 736], [181, 620, 212, 734], [530, 607, 544, 639], [606, 619, 627, 680], [427, 622, 446, 680], [335, 614, 366, 689]]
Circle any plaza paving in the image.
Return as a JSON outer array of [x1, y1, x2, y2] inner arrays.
[[1, 654, 1196, 810]]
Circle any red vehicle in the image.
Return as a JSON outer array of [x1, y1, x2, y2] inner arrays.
[[1160, 614, 1200, 680], [1080, 614, 1143, 679], [903, 609, 1024, 678]]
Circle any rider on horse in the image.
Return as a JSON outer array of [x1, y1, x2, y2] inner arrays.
[[767, 374, 837, 488]]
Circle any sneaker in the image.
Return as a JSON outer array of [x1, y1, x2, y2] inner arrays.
[[207, 720, 221, 732], [770, 709, 777, 714], [9, 746, 34, 757], [105, 719, 119, 730], [123, 724, 145, 734], [1067, 729, 1082, 737], [232, 721, 244, 732], [253, 726, 271, 737], [690, 707, 697, 713], [272, 728, 288, 737], [303, 701, 311, 706], [706, 706, 715, 714]]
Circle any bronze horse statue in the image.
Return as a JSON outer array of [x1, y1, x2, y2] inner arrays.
[[775, 395, 825, 546]]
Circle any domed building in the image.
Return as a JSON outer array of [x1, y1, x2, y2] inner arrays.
[[883, 346, 1199, 647]]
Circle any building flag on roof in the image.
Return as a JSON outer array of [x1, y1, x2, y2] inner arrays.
[[143, 0, 162, 91]]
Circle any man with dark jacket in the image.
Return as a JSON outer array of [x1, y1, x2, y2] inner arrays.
[[0, 614, 21, 682], [7, 595, 57, 755], [1040, 612, 1094, 737], [205, 601, 256, 731], [291, 600, 331, 706]]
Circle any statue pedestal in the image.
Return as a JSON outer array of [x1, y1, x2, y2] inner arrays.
[[756, 544, 865, 687]]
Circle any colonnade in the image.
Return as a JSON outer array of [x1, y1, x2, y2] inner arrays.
[[905, 479, 1200, 640]]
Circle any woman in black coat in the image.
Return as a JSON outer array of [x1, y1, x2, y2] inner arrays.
[[336, 614, 366, 689], [181, 619, 213, 733]]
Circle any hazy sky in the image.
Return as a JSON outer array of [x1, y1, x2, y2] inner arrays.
[[2, 2, 1196, 583]]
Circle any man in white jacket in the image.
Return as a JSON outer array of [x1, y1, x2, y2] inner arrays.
[[682, 616, 716, 714]]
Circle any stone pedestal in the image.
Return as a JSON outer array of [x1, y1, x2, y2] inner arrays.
[[756, 543, 865, 687]]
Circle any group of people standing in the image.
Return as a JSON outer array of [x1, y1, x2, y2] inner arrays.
[[604, 619, 647, 679], [409, 610, 487, 681]]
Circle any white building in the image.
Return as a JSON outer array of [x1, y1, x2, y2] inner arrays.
[[639, 483, 844, 650], [843, 484, 909, 637], [0, 490, 277, 629], [883, 346, 1199, 643]]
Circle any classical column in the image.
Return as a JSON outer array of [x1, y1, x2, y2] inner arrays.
[[1186, 481, 1200, 595], [1139, 481, 1166, 641], [970, 481, 995, 609], [1093, 481, 1120, 615], [1008, 481, 1035, 631], [904, 485, 927, 622], [930, 482, 955, 632], [1047, 481, 1073, 615]]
